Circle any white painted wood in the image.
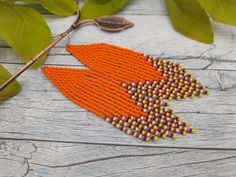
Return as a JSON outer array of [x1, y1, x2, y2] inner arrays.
[[1, 15, 236, 62], [1, 0, 236, 176], [1, 48, 236, 71], [46, 49, 236, 70], [25, 0, 167, 15], [0, 64, 236, 148], [1, 140, 236, 177]]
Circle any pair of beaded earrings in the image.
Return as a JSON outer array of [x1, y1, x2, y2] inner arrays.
[[42, 43, 209, 142]]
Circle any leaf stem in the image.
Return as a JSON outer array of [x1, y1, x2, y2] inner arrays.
[[0, 19, 93, 92]]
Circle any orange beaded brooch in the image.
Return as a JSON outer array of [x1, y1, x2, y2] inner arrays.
[[42, 43, 210, 142]]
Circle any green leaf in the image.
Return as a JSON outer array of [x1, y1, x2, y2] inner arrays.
[[81, 0, 129, 19], [0, 1, 52, 69], [165, 0, 214, 44], [0, 65, 21, 101], [20, 0, 78, 16], [198, 0, 236, 26]]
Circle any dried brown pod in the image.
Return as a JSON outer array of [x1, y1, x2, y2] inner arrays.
[[94, 15, 134, 32]]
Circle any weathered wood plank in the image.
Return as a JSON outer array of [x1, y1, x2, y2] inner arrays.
[[1, 15, 236, 62], [1, 0, 236, 175], [0, 64, 236, 148], [3, 63, 236, 92], [1, 64, 236, 113], [1, 48, 236, 71], [0, 140, 236, 177], [24, 0, 167, 15]]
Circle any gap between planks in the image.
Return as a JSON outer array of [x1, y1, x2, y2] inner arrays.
[[1, 61, 236, 72], [1, 137, 236, 151]]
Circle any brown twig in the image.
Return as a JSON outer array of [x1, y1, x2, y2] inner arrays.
[[0, 16, 93, 92], [0, 1, 134, 92]]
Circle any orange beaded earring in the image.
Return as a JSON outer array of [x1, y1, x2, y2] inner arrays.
[[66, 43, 209, 114], [42, 67, 196, 142], [41, 43, 211, 142]]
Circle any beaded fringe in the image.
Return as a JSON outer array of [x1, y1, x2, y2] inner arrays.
[[42, 43, 210, 142]]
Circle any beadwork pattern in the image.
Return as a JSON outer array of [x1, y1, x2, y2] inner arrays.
[[67, 43, 209, 104], [42, 43, 209, 142]]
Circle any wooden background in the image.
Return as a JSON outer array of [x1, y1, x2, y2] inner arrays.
[[1, 0, 236, 176]]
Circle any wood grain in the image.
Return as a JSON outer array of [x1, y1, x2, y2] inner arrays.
[[1, 140, 236, 177], [1, 15, 236, 64], [0, 0, 236, 176], [0, 64, 236, 148], [23, 0, 167, 16]]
